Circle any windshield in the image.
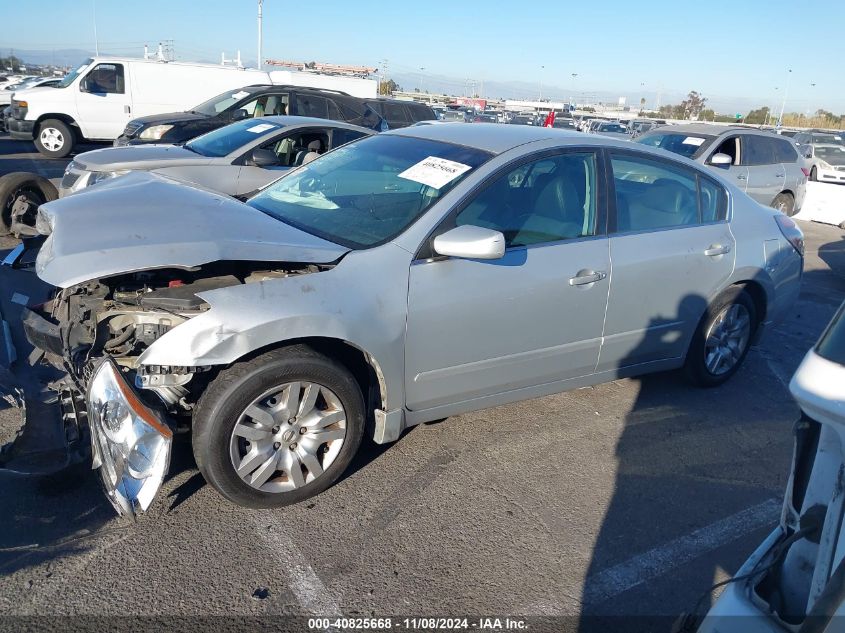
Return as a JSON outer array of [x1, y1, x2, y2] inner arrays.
[[816, 145, 845, 165], [185, 118, 284, 157], [57, 59, 93, 89], [247, 134, 492, 248], [637, 132, 715, 158], [813, 134, 843, 144], [600, 124, 626, 133], [192, 86, 262, 116], [816, 301, 845, 366]]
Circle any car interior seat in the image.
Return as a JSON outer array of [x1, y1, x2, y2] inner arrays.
[[295, 139, 324, 166]]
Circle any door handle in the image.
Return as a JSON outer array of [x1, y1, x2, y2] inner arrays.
[[704, 244, 731, 257], [775, 173, 785, 178], [569, 270, 607, 286], [736, 174, 747, 181]]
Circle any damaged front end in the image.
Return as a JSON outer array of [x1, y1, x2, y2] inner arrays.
[[20, 261, 323, 516]]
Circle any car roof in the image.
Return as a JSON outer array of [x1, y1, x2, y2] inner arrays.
[[386, 122, 635, 154], [650, 123, 790, 139]]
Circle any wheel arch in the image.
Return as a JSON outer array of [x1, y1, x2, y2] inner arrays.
[[35, 113, 81, 134], [728, 278, 768, 325], [232, 336, 388, 416]]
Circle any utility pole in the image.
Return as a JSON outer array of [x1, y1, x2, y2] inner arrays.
[[257, 0, 263, 70], [777, 68, 792, 127], [92, 0, 99, 56]]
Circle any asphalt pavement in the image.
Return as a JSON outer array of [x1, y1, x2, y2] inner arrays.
[[1, 132, 844, 632]]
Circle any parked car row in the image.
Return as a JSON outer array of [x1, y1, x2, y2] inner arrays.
[[3, 56, 436, 157]]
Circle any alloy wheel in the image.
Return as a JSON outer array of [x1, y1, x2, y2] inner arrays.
[[39, 127, 64, 152], [704, 304, 751, 376]]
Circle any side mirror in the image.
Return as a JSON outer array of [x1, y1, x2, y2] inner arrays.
[[231, 109, 249, 121], [433, 225, 505, 260], [250, 148, 280, 167], [709, 153, 732, 167]]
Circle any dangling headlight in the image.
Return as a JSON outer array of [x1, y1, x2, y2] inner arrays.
[[86, 359, 172, 516]]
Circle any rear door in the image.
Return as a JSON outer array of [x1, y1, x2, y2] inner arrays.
[[743, 135, 785, 206], [773, 136, 804, 195], [75, 62, 131, 139], [600, 150, 735, 371]]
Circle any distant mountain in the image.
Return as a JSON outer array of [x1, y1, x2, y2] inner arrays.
[[12, 48, 98, 67]]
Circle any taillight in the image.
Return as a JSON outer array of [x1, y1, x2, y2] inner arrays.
[[775, 214, 805, 257], [801, 167, 810, 177]]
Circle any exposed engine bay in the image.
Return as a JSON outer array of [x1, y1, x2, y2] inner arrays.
[[25, 260, 325, 420]]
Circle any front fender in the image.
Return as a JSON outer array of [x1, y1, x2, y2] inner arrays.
[[137, 245, 412, 411]]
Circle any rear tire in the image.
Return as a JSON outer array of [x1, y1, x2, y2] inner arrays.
[[0, 171, 58, 236], [772, 192, 795, 216], [684, 287, 758, 388], [34, 119, 75, 158], [192, 345, 365, 509]]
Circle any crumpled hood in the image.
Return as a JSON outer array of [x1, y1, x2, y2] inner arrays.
[[35, 171, 349, 288], [75, 144, 210, 171]]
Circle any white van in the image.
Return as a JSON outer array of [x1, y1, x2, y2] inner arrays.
[[8, 57, 271, 157]]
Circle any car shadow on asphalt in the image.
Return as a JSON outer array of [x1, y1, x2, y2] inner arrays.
[[576, 264, 845, 633]]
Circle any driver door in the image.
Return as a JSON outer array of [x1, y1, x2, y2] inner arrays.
[[404, 150, 610, 412], [75, 62, 131, 139]]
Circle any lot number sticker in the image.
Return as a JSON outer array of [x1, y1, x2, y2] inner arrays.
[[246, 123, 277, 134], [682, 136, 706, 146], [398, 156, 472, 189], [231, 91, 250, 100]]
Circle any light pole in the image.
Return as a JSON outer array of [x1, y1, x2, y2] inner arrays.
[[538, 65, 544, 103], [418, 67, 425, 93], [570, 73, 577, 107], [777, 68, 792, 127], [257, 0, 263, 70]]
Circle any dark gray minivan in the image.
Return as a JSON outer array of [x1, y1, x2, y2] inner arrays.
[[637, 124, 807, 216]]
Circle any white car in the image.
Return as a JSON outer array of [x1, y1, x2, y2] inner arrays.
[[699, 301, 845, 632], [806, 143, 845, 184]]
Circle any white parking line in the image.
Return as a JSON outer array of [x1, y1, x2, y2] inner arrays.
[[582, 498, 781, 604], [252, 512, 342, 617]]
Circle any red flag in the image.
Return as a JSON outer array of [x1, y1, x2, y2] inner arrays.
[[543, 111, 556, 127]]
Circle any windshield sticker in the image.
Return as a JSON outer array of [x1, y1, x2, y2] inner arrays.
[[231, 90, 250, 100], [682, 136, 706, 146], [398, 156, 472, 189], [246, 123, 277, 134]]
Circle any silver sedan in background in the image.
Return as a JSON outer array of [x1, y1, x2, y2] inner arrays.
[[58, 115, 374, 198], [19, 125, 803, 515]]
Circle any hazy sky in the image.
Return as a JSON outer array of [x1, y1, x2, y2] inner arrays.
[[4, 0, 843, 113]]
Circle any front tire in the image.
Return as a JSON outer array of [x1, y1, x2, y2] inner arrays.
[[810, 166, 817, 182], [0, 171, 58, 235], [192, 345, 365, 508], [34, 118, 75, 158], [684, 287, 757, 388]]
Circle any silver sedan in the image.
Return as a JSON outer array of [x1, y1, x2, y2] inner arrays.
[[58, 115, 374, 198], [21, 124, 804, 514]]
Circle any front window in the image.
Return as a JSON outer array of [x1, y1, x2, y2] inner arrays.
[[816, 302, 845, 366], [600, 123, 627, 133], [81, 63, 124, 94], [636, 132, 715, 159], [57, 58, 93, 89], [191, 87, 263, 116], [455, 152, 598, 247], [247, 135, 492, 248], [185, 118, 286, 157]]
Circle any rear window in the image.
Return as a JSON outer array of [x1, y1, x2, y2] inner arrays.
[[774, 138, 798, 163], [816, 302, 845, 366], [742, 135, 777, 166]]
